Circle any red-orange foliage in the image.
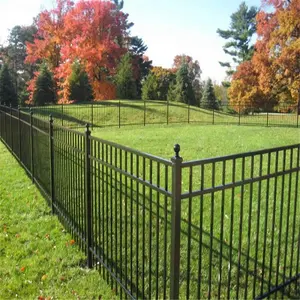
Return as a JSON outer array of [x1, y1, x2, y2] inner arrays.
[[26, 0, 129, 103], [228, 61, 267, 111], [230, 0, 300, 109]]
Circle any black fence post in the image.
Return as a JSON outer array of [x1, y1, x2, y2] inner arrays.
[[188, 100, 190, 124], [212, 107, 215, 125], [30, 108, 34, 183], [144, 99, 146, 126], [170, 144, 182, 300], [91, 103, 94, 129], [61, 103, 64, 126], [118, 99, 121, 128], [18, 106, 21, 159], [266, 103, 269, 127], [49, 115, 55, 214], [238, 103, 241, 125], [85, 123, 92, 268], [167, 99, 169, 125], [10, 104, 13, 150]]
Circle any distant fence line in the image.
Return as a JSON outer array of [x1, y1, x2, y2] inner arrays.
[[0, 103, 299, 299], [12, 100, 300, 129]]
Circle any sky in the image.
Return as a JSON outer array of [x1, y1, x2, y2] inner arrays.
[[0, 0, 263, 83]]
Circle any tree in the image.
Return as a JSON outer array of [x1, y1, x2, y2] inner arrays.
[[173, 63, 195, 105], [200, 78, 219, 109], [228, 60, 268, 112], [172, 54, 201, 104], [32, 64, 56, 106], [115, 53, 137, 99], [26, 0, 130, 102], [214, 82, 228, 105], [68, 61, 93, 103], [0, 64, 17, 106], [217, 2, 258, 77], [0, 25, 37, 101], [252, 0, 300, 109], [129, 36, 152, 98], [141, 72, 158, 100]]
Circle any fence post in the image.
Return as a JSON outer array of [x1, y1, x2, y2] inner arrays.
[[238, 103, 241, 125], [10, 104, 13, 150], [188, 100, 190, 124], [30, 108, 34, 183], [118, 100, 121, 128], [266, 103, 269, 127], [170, 144, 182, 300], [212, 107, 215, 125], [144, 99, 146, 126], [167, 99, 169, 125], [49, 115, 55, 214], [18, 106, 21, 159], [91, 103, 94, 129], [85, 123, 93, 268], [61, 103, 64, 126]]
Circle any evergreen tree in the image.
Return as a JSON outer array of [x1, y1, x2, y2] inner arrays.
[[0, 64, 17, 106], [32, 64, 56, 106], [173, 63, 195, 105], [69, 61, 93, 102], [141, 73, 158, 100], [129, 36, 152, 98], [217, 2, 258, 78], [115, 53, 137, 99], [200, 78, 219, 109]]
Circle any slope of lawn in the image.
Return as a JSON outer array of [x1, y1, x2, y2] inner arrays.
[[0, 142, 116, 299], [92, 124, 300, 160], [24, 99, 299, 129]]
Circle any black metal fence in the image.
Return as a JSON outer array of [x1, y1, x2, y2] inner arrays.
[[0, 103, 299, 299], [19, 100, 299, 129]]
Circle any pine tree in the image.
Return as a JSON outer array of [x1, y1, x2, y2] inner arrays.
[[217, 2, 258, 78], [173, 63, 195, 105], [115, 53, 137, 99], [0, 64, 17, 107], [201, 78, 219, 109], [69, 61, 93, 103], [32, 64, 56, 106], [141, 73, 158, 100]]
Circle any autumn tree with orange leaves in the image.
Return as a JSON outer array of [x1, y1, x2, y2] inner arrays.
[[26, 0, 131, 103], [229, 0, 300, 112]]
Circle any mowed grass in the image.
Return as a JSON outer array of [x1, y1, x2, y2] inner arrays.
[[92, 124, 300, 160], [0, 142, 116, 299], [25, 99, 299, 129]]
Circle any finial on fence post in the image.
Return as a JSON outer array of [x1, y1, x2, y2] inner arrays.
[[49, 114, 53, 124], [30, 107, 33, 116], [86, 123, 91, 134], [174, 144, 181, 158]]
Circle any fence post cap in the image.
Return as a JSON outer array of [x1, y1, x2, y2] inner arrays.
[[173, 144, 181, 159], [29, 108, 33, 115], [86, 123, 91, 134], [49, 114, 53, 123]]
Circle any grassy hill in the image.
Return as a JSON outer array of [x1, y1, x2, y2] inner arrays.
[[22, 99, 299, 129]]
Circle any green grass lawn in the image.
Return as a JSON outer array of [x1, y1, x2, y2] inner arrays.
[[0, 141, 116, 299], [24, 100, 299, 129], [92, 124, 300, 160]]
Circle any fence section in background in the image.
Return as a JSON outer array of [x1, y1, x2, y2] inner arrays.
[[0, 104, 299, 299], [19, 100, 300, 129]]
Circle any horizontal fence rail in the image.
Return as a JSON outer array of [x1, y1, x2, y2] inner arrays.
[[16, 100, 300, 130], [0, 103, 299, 299]]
